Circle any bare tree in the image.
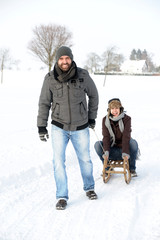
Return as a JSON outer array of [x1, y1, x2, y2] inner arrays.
[[28, 24, 73, 71], [102, 46, 124, 86], [114, 53, 125, 70], [0, 48, 11, 84], [102, 46, 120, 73], [84, 52, 101, 73]]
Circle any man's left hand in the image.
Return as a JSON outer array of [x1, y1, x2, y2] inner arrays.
[[88, 119, 96, 129]]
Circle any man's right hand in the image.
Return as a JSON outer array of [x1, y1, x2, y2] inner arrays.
[[38, 127, 49, 142]]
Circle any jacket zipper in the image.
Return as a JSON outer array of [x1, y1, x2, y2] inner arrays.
[[67, 82, 71, 127]]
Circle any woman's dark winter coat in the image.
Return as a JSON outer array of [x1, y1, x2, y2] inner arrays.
[[102, 114, 131, 155]]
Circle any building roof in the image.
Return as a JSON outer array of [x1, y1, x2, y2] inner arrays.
[[121, 60, 147, 73]]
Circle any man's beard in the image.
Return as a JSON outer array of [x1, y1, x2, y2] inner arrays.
[[58, 63, 72, 72]]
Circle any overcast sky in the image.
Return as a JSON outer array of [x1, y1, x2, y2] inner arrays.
[[0, 0, 160, 70]]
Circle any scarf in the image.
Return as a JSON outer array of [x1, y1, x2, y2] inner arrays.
[[105, 112, 125, 147], [54, 61, 77, 82]]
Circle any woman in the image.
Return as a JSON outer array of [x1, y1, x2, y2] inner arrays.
[[94, 98, 138, 177]]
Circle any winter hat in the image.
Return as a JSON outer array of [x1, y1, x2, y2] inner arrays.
[[107, 98, 124, 116], [56, 46, 73, 62]]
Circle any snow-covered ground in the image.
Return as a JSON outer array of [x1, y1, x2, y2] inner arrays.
[[0, 70, 160, 240]]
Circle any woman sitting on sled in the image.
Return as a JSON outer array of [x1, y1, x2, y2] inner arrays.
[[94, 98, 138, 177]]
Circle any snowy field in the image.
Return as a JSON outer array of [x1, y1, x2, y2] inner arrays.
[[0, 70, 160, 240]]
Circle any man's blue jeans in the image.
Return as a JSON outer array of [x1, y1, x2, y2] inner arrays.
[[94, 138, 138, 171], [51, 125, 95, 200]]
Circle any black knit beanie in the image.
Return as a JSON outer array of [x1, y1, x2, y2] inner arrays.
[[56, 46, 73, 62]]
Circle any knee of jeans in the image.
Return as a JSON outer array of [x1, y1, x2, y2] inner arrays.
[[94, 141, 101, 152], [130, 139, 138, 152], [94, 141, 98, 150]]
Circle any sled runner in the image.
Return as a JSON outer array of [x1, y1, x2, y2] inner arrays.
[[103, 156, 131, 184]]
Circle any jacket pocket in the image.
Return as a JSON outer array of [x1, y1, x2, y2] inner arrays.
[[72, 82, 84, 97], [53, 84, 63, 97], [80, 102, 87, 119], [52, 103, 60, 119]]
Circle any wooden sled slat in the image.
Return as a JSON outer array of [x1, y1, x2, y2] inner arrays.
[[103, 157, 131, 184]]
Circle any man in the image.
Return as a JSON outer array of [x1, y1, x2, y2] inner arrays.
[[37, 46, 99, 210]]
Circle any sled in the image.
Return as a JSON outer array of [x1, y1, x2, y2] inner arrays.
[[102, 156, 131, 184]]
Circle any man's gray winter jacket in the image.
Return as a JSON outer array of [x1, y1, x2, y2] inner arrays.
[[37, 67, 99, 131]]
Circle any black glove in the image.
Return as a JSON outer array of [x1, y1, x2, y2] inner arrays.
[[38, 127, 49, 142], [88, 119, 96, 129]]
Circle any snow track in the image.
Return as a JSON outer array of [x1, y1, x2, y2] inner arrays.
[[0, 170, 54, 239], [1, 155, 160, 240], [0, 72, 160, 240]]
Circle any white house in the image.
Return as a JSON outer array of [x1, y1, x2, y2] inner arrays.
[[121, 60, 148, 74]]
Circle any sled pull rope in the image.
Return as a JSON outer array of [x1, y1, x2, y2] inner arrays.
[[92, 128, 105, 154]]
